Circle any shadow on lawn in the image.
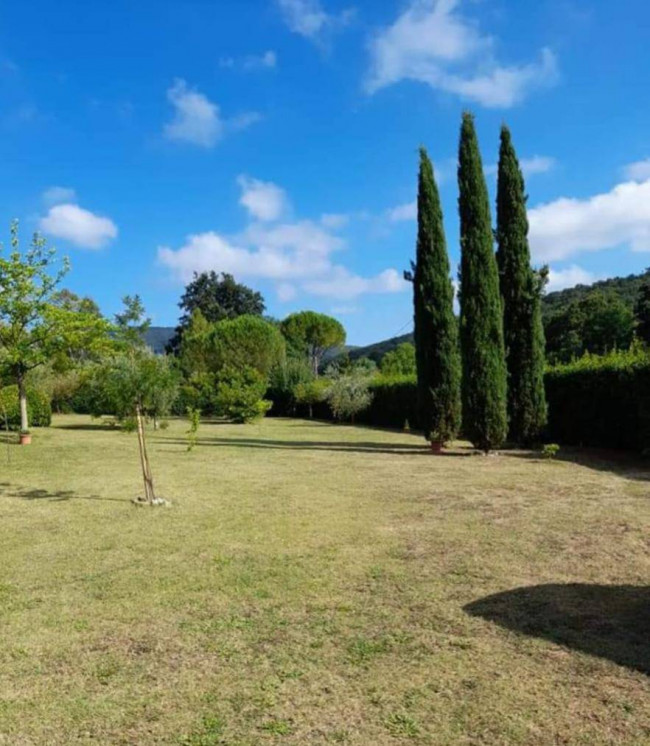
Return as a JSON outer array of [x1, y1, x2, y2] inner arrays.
[[157, 436, 476, 456], [509, 447, 650, 482], [0, 483, 129, 503], [465, 583, 650, 675]]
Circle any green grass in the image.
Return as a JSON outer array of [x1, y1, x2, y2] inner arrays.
[[0, 415, 648, 745]]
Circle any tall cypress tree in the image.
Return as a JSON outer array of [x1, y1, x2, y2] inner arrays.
[[410, 147, 461, 446], [496, 125, 547, 444], [458, 112, 508, 452], [634, 274, 650, 345]]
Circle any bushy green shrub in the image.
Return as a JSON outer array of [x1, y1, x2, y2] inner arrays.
[[326, 375, 373, 423], [544, 349, 650, 451], [0, 386, 52, 430], [215, 366, 271, 423]]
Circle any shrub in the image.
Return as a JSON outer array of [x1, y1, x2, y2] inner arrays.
[[0, 386, 52, 430], [326, 375, 373, 423], [541, 443, 560, 459], [215, 366, 271, 423], [294, 378, 330, 418], [544, 348, 650, 451]]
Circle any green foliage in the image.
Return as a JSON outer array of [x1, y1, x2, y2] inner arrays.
[[215, 366, 271, 423], [169, 271, 265, 353], [0, 385, 52, 430], [380, 342, 416, 377], [266, 357, 314, 415], [281, 311, 346, 374], [496, 125, 547, 444], [634, 275, 650, 345], [410, 147, 461, 443], [209, 315, 285, 377], [541, 443, 560, 459], [293, 378, 330, 418], [185, 407, 201, 452], [326, 374, 373, 423], [86, 351, 179, 425], [545, 290, 634, 363], [545, 348, 650, 451], [458, 113, 508, 451], [0, 222, 110, 430]]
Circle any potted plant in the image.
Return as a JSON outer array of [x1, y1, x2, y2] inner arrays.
[[19, 430, 31, 446], [429, 439, 443, 454]]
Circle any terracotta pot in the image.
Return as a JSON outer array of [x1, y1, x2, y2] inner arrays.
[[19, 432, 32, 446], [430, 440, 443, 454]]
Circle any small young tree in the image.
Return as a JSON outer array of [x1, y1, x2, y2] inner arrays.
[[110, 296, 178, 504], [458, 113, 508, 452], [214, 366, 271, 423], [294, 378, 330, 418], [0, 222, 110, 440], [281, 311, 346, 375], [326, 375, 373, 424]]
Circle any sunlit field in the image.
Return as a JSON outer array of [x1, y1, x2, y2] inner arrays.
[[1, 415, 648, 745]]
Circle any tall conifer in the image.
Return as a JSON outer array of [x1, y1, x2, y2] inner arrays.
[[457, 113, 508, 452], [496, 125, 547, 444], [411, 147, 461, 445]]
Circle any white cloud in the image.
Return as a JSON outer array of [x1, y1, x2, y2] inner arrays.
[[220, 50, 278, 71], [366, 0, 558, 108], [277, 0, 354, 43], [546, 265, 598, 293], [158, 177, 407, 300], [238, 175, 289, 221], [485, 155, 556, 178], [39, 203, 117, 249], [304, 268, 407, 300], [528, 178, 650, 261], [163, 79, 259, 148], [622, 158, 650, 182], [320, 212, 349, 229], [331, 305, 358, 315], [387, 200, 417, 222], [42, 186, 77, 206]]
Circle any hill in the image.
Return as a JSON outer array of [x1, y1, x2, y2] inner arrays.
[[144, 326, 175, 354]]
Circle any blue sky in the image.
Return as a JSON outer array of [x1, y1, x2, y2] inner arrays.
[[1, 0, 649, 345]]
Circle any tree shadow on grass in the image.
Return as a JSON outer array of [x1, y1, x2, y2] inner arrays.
[[155, 436, 477, 456], [508, 447, 650, 482], [464, 583, 650, 675], [1, 484, 130, 503]]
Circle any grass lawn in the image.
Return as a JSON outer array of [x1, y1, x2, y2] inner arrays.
[[0, 415, 649, 745]]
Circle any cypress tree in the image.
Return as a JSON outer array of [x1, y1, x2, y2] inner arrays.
[[410, 147, 461, 446], [634, 274, 650, 345], [496, 125, 547, 444], [457, 112, 508, 452]]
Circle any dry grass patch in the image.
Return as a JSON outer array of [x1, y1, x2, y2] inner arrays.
[[0, 415, 648, 745]]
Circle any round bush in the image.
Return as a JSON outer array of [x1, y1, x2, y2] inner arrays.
[[0, 386, 52, 430]]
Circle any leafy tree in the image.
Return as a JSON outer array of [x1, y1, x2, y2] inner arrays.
[[408, 147, 461, 445], [634, 274, 650, 345], [457, 113, 508, 452], [169, 271, 265, 353], [326, 374, 372, 424], [496, 125, 547, 444], [178, 309, 212, 378], [215, 366, 271, 423], [280, 311, 346, 375], [52, 289, 101, 317], [380, 342, 416, 377], [266, 357, 314, 415], [209, 315, 285, 377], [545, 291, 635, 363], [0, 222, 110, 437], [294, 378, 330, 418]]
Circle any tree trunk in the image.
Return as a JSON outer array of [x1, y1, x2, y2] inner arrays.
[[17, 374, 29, 436], [136, 404, 156, 503], [308, 403, 313, 419]]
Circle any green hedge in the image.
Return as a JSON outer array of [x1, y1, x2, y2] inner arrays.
[[268, 351, 650, 452], [544, 349, 650, 451], [0, 386, 52, 430]]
